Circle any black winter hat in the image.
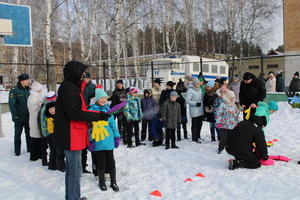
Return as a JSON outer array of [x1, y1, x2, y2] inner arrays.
[[294, 72, 299, 77], [116, 79, 123, 85], [243, 72, 253, 80], [45, 102, 56, 117], [166, 81, 175, 87], [143, 89, 150, 95], [18, 73, 30, 81], [154, 78, 161, 85]]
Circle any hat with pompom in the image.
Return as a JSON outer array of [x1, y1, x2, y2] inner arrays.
[[95, 84, 108, 101]]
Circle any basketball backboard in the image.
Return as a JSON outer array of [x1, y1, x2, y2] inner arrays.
[[0, 2, 32, 47]]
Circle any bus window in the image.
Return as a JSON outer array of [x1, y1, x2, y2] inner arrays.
[[220, 66, 226, 74], [193, 63, 200, 72], [202, 64, 209, 73], [171, 63, 181, 70], [212, 65, 218, 73]]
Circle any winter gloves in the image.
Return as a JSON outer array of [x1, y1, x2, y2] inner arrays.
[[244, 107, 252, 120], [114, 137, 120, 148], [92, 121, 109, 142]]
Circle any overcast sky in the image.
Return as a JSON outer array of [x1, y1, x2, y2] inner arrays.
[[262, 0, 283, 53]]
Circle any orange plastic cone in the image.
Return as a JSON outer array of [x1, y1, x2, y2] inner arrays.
[[150, 190, 162, 197], [267, 141, 273, 144], [195, 173, 205, 178], [184, 178, 193, 182]]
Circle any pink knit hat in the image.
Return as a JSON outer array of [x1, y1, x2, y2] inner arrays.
[[129, 87, 138, 94]]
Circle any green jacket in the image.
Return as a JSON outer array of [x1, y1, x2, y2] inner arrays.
[[8, 83, 30, 122]]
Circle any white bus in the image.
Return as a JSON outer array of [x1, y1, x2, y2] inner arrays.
[[146, 55, 229, 88]]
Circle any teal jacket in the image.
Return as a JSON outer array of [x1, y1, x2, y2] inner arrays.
[[88, 104, 120, 151], [8, 83, 30, 122], [124, 95, 143, 121], [254, 102, 271, 132]]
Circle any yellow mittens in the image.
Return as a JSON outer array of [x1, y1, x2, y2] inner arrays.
[[91, 121, 109, 142], [244, 107, 252, 120]]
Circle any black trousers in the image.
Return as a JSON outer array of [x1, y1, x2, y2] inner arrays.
[[56, 147, 66, 170], [226, 148, 261, 169], [30, 137, 43, 161], [166, 128, 176, 148], [14, 121, 30, 154], [177, 122, 187, 140], [117, 114, 128, 142], [94, 150, 116, 183], [191, 116, 203, 141], [47, 135, 56, 168], [218, 129, 231, 151], [127, 121, 141, 146], [82, 148, 88, 169], [141, 119, 153, 141]]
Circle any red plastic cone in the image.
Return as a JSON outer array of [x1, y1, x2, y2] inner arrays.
[[150, 190, 162, 197], [273, 139, 279, 142], [195, 173, 205, 178], [184, 178, 193, 182]]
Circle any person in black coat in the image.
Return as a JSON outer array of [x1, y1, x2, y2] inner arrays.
[[239, 72, 266, 119], [109, 80, 128, 144], [8, 73, 31, 156], [159, 81, 175, 105], [53, 61, 109, 200], [275, 71, 285, 92], [289, 71, 300, 92], [175, 78, 187, 93], [226, 116, 269, 170], [176, 91, 188, 140]]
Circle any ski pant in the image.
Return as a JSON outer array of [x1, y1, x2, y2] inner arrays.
[[94, 150, 116, 183], [141, 119, 152, 141], [30, 137, 43, 161], [191, 116, 203, 142], [226, 148, 261, 169], [127, 120, 141, 146], [81, 148, 88, 170], [166, 128, 176, 148], [177, 120, 187, 140], [209, 122, 221, 140], [47, 135, 57, 168], [218, 129, 231, 152], [116, 114, 128, 142], [56, 147, 66, 170], [14, 121, 30, 155]]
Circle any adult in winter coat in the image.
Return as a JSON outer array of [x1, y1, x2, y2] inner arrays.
[[159, 81, 175, 105], [161, 91, 181, 149], [203, 80, 219, 141], [27, 81, 44, 161], [265, 71, 277, 92], [239, 72, 266, 119], [152, 78, 162, 103], [88, 87, 120, 192], [81, 72, 96, 173], [175, 78, 187, 93], [109, 80, 128, 143], [176, 91, 188, 140], [54, 61, 109, 200], [289, 71, 300, 92], [141, 89, 157, 141], [9, 73, 31, 156], [275, 71, 285, 92], [230, 75, 241, 107], [186, 78, 204, 143], [226, 116, 269, 170]]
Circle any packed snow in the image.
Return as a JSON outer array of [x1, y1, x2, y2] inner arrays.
[[0, 102, 300, 200]]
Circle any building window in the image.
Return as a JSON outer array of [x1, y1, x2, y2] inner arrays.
[[248, 65, 259, 69], [193, 63, 200, 72], [202, 64, 209, 73], [267, 64, 279, 69], [212, 65, 218, 73]]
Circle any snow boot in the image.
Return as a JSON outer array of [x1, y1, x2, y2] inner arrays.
[[83, 168, 91, 173], [228, 159, 240, 170], [99, 181, 107, 191], [80, 197, 87, 200], [211, 136, 216, 142], [98, 169, 107, 191]]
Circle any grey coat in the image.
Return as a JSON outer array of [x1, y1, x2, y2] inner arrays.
[[161, 99, 181, 129], [186, 87, 204, 118]]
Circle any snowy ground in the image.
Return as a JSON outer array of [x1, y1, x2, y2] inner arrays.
[[0, 102, 300, 200]]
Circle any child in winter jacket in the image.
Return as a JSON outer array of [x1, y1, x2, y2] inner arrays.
[[88, 86, 121, 192], [124, 88, 144, 148], [176, 91, 188, 140], [141, 89, 157, 141], [215, 90, 240, 154], [203, 80, 220, 142], [161, 91, 181, 149], [44, 102, 60, 171]]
